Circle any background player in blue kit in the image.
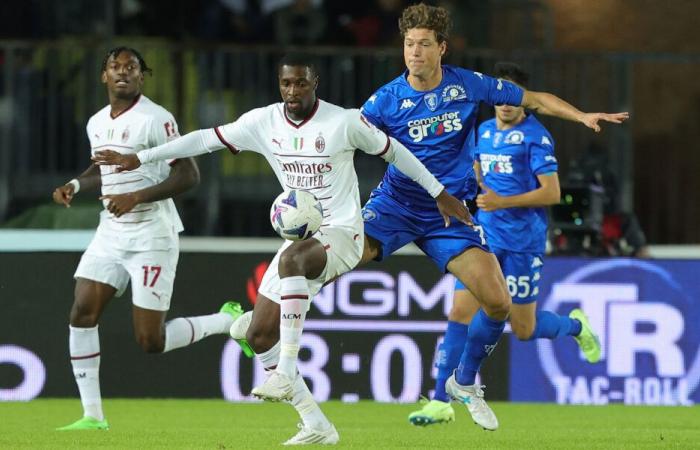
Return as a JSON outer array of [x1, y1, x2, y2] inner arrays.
[[358, 3, 628, 430], [408, 62, 602, 427]]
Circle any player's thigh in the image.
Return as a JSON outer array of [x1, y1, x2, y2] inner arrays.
[[499, 251, 543, 339], [124, 246, 179, 312], [361, 192, 423, 262], [260, 227, 362, 304], [71, 239, 128, 326], [446, 247, 510, 317], [71, 277, 117, 327], [450, 285, 480, 324], [278, 237, 327, 279], [417, 218, 489, 273]]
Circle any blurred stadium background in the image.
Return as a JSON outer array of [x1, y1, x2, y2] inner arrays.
[[1, 0, 699, 448]]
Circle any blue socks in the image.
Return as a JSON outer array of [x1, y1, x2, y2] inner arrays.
[[433, 321, 469, 402], [527, 310, 582, 340], [456, 309, 505, 386]]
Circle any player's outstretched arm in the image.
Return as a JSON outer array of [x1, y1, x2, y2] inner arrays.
[[521, 91, 629, 132], [52, 164, 101, 208], [100, 158, 200, 217], [92, 129, 228, 172]]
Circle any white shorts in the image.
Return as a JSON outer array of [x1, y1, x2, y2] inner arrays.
[[74, 230, 179, 311], [258, 226, 364, 304]]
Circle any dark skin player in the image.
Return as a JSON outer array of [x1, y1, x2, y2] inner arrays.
[[92, 62, 471, 354], [53, 49, 199, 353]]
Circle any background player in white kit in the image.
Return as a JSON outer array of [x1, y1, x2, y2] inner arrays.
[[94, 53, 470, 445], [53, 47, 252, 431]]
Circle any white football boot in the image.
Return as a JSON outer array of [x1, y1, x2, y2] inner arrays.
[[284, 423, 339, 446], [251, 370, 294, 402], [229, 310, 253, 340], [445, 373, 499, 431]]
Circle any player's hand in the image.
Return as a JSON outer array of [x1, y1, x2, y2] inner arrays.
[[579, 112, 629, 132], [477, 182, 505, 211], [92, 150, 141, 172], [100, 192, 141, 217], [435, 190, 473, 227], [52, 184, 75, 208]]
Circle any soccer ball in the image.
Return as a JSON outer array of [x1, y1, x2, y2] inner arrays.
[[269, 190, 324, 240]]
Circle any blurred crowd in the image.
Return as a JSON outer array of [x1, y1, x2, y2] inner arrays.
[[0, 0, 491, 49]]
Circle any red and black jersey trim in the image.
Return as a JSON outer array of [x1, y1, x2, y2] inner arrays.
[[110, 94, 141, 120], [377, 136, 390, 157], [214, 127, 239, 154], [284, 99, 320, 129]]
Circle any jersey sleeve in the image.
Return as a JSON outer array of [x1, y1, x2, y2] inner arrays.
[[529, 133, 558, 175], [460, 69, 523, 107], [212, 108, 266, 155], [359, 90, 388, 130], [149, 111, 181, 165], [346, 109, 390, 156]]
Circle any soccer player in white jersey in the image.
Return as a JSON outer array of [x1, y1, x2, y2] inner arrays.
[[93, 52, 470, 445], [53, 47, 252, 431]]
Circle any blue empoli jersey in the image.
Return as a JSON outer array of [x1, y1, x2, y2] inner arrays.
[[361, 65, 524, 210], [474, 114, 558, 253]]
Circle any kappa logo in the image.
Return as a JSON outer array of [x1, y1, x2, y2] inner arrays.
[[400, 99, 416, 109], [481, 130, 491, 139], [532, 257, 544, 268], [541, 136, 553, 146], [368, 94, 377, 104]]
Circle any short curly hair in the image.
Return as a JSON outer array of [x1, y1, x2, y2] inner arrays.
[[398, 3, 452, 44]]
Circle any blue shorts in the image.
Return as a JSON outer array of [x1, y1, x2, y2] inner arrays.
[[362, 190, 489, 273], [454, 247, 544, 304]]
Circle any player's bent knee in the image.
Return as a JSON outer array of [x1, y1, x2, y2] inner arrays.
[[135, 332, 165, 353], [511, 322, 535, 341], [69, 302, 100, 328], [246, 323, 278, 354], [481, 291, 511, 320], [278, 249, 305, 276]]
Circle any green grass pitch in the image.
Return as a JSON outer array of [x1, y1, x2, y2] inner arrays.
[[1, 399, 698, 449]]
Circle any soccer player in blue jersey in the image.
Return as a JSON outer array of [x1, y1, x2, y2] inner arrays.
[[408, 62, 603, 428], [359, 3, 627, 430]]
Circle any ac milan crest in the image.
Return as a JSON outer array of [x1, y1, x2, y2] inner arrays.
[[121, 126, 130, 143], [315, 133, 325, 153]]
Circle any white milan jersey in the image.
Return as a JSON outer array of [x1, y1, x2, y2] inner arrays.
[[87, 94, 183, 250], [214, 100, 390, 231]]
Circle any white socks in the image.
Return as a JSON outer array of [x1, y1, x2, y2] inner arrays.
[[69, 325, 103, 421], [277, 276, 310, 379], [256, 341, 330, 431], [162, 312, 234, 353]]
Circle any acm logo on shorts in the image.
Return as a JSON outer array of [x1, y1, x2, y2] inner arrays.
[[537, 259, 700, 406]]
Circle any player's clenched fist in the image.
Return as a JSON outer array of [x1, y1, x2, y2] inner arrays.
[[100, 192, 140, 217], [53, 183, 76, 208]]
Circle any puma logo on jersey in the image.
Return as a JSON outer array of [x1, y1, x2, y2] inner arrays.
[[400, 99, 416, 109], [151, 291, 162, 300], [272, 138, 283, 149]]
